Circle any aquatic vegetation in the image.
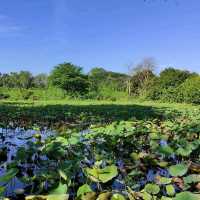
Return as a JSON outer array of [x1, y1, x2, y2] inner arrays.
[[0, 112, 200, 199]]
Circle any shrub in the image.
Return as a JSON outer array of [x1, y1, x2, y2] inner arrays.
[[177, 76, 200, 104]]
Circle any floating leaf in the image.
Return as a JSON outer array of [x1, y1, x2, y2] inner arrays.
[[50, 182, 68, 194], [111, 194, 126, 200], [77, 184, 93, 197], [142, 192, 152, 200], [168, 163, 188, 177], [97, 192, 112, 200], [81, 192, 96, 200], [144, 184, 160, 195], [130, 152, 139, 161], [157, 161, 169, 168], [47, 195, 69, 200], [174, 191, 200, 200], [176, 146, 192, 157], [161, 197, 172, 200], [158, 145, 174, 156], [183, 174, 200, 184], [166, 185, 175, 197], [86, 165, 118, 183], [156, 176, 172, 185], [68, 136, 79, 145]]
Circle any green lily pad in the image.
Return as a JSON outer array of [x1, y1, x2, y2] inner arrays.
[[144, 184, 160, 195], [80, 192, 96, 200], [50, 182, 68, 194], [166, 184, 175, 197], [156, 176, 172, 185], [174, 192, 200, 200], [86, 165, 118, 183], [77, 184, 93, 197], [111, 194, 126, 200], [142, 192, 152, 200], [158, 145, 174, 156], [168, 163, 188, 177], [47, 195, 69, 200], [183, 174, 200, 184], [176, 146, 192, 157], [161, 197, 172, 200], [97, 192, 112, 200]]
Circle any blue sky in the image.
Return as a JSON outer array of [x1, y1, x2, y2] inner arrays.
[[0, 0, 200, 74]]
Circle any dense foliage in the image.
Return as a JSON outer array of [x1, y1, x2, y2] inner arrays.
[[0, 110, 200, 199], [48, 63, 89, 96], [0, 61, 200, 103]]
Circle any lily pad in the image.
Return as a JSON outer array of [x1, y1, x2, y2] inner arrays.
[[166, 184, 175, 196], [156, 176, 172, 185], [174, 192, 200, 200], [184, 174, 200, 184], [86, 165, 118, 183], [158, 145, 174, 156], [168, 163, 188, 177], [97, 192, 112, 200], [111, 194, 126, 200], [144, 183, 160, 195], [77, 184, 93, 197], [50, 182, 68, 194]]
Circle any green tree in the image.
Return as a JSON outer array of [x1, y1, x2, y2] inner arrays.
[[88, 67, 107, 91], [159, 67, 195, 88], [33, 73, 48, 88], [130, 57, 156, 96], [177, 76, 200, 104], [18, 71, 33, 89], [48, 62, 89, 95], [146, 67, 197, 101]]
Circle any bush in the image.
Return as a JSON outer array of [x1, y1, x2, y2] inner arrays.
[[177, 76, 200, 104]]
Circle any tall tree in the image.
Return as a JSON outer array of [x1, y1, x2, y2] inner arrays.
[[49, 62, 89, 95], [18, 71, 33, 89], [130, 57, 156, 95], [33, 73, 48, 88]]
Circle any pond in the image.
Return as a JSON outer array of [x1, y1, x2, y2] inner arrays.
[[0, 128, 55, 198], [0, 120, 200, 200]]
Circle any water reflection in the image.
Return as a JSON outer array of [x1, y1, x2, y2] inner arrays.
[[0, 128, 55, 197]]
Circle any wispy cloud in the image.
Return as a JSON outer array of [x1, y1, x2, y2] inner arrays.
[[0, 14, 22, 36], [0, 25, 21, 33]]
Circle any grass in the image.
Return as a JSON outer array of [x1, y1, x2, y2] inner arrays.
[[1, 99, 200, 199], [0, 99, 199, 128], [1, 98, 199, 107]]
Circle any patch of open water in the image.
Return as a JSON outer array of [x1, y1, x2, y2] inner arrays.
[[0, 128, 55, 197]]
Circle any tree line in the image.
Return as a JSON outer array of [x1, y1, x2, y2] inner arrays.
[[0, 59, 200, 103]]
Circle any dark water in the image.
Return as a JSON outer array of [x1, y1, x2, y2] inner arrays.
[[0, 128, 55, 197], [0, 128, 182, 199]]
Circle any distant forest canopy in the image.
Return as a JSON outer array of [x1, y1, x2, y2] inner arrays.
[[0, 58, 200, 104]]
